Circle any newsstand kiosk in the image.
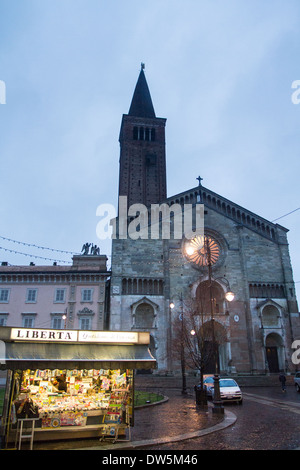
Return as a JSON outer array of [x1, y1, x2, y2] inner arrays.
[[0, 327, 156, 449]]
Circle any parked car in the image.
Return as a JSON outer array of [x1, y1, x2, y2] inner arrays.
[[294, 372, 300, 392], [203, 376, 214, 396], [203, 376, 243, 404]]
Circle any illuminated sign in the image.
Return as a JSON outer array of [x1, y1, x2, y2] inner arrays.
[[10, 328, 141, 344], [11, 328, 77, 342], [78, 331, 139, 343]]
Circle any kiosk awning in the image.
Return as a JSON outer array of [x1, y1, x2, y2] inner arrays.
[[0, 342, 156, 370]]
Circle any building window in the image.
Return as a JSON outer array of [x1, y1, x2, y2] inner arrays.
[[77, 307, 94, 330], [184, 235, 220, 267], [249, 283, 285, 299], [22, 314, 36, 328], [133, 126, 138, 140], [122, 278, 164, 295], [81, 289, 93, 302], [135, 303, 155, 328], [52, 315, 64, 329], [79, 317, 91, 330], [262, 305, 280, 328], [133, 126, 156, 141], [26, 289, 37, 303], [0, 314, 8, 326], [54, 289, 66, 303], [0, 289, 10, 303]]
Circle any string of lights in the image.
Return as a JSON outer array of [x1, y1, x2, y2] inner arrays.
[[0, 235, 79, 255], [0, 246, 72, 264]]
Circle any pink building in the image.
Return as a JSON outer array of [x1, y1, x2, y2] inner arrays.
[[0, 255, 110, 330]]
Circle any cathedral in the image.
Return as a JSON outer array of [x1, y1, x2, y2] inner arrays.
[[109, 66, 300, 376]]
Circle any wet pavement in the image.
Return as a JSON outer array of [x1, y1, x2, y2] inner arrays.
[[32, 387, 226, 450], [140, 385, 300, 451], [30, 379, 300, 451]]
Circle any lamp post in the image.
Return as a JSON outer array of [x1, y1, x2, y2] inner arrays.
[[170, 293, 187, 395], [205, 237, 235, 414], [206, 237, 223, 414], [190, 328, 208, 407]]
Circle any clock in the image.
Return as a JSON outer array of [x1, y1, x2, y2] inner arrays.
[[184, 235, 220, 267]]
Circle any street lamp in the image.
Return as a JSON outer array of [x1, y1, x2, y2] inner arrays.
[[204, 238, 235, 414], [170, 293, 188, 395], [225, 291, 235, 302]]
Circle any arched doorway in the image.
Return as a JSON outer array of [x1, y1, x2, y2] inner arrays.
[[201, 320, 228, 374], [195, 280, 225, 314], [265, 333, 284, 372]]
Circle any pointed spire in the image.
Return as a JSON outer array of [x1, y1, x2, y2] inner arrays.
[[128, 64, 156, 118]]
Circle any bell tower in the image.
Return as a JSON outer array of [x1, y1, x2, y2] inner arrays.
[[118, 65, 167, 208]]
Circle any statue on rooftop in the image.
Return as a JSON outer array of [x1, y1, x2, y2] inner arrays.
[[81, 242, 91, 255], [81, 243, 100, 255]]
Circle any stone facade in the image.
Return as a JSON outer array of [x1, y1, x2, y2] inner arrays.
[[110, 67, 300, 376], [110, 188, 300, 374]]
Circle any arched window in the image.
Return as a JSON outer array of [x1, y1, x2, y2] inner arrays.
[[262, 305, 279, 328], [133, 126, 138, 140], [135, 302, 155, 328]]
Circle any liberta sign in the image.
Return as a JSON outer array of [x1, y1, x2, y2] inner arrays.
[[11, 328, 77, 342], [10, 328, 140, 344]]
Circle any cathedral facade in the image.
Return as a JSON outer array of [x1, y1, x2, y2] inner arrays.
[[110, 67, 300, 375]]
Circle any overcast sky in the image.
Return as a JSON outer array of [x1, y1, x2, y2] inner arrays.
[[0, 0, 299, 299]]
